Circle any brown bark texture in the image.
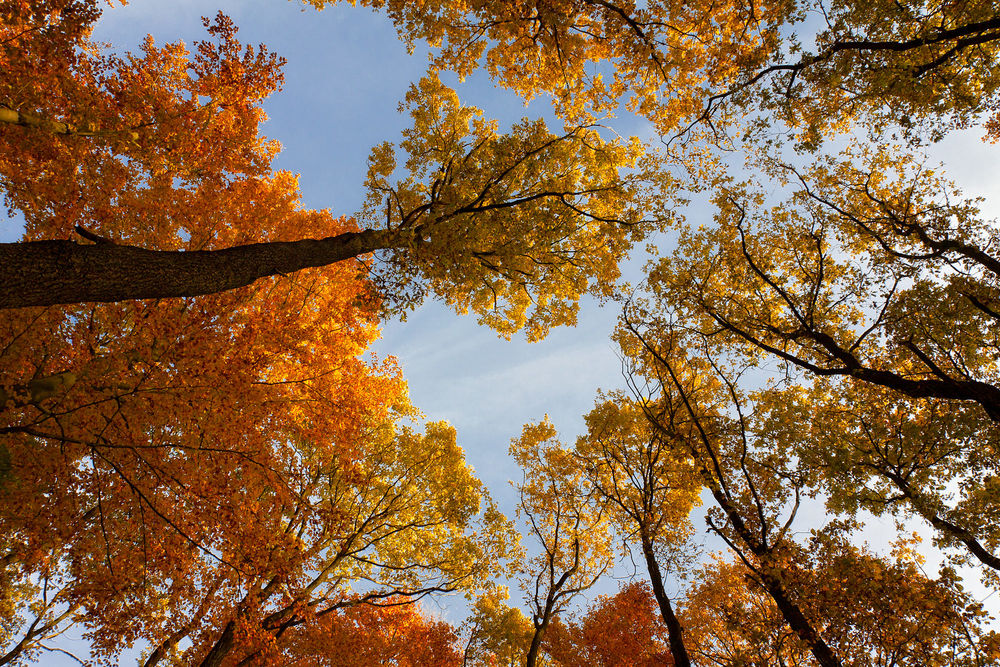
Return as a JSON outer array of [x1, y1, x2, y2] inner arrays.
[[0, 230, 396, 308]]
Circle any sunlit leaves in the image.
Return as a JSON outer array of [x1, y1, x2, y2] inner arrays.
[[363, 73, 658, 340], [544, 582, 672, 667]]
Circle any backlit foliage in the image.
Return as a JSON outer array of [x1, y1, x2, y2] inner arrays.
[[3, 0, 1000, 663], [361, 73, 657, 340], [0, 4, 516, 663], [544, 582, 673, 666]]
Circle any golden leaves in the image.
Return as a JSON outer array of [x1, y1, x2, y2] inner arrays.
[[363, 74, 658, 339]]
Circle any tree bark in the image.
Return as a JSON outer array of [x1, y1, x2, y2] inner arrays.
[[525, 622, 546, 667], [705, 485, 843, 667], [198, 620, 235, 667], [0, 229, 400, 309], [639, 534, 691, 667], [756, 569, 843, 667]]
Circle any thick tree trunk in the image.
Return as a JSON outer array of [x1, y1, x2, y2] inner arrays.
[[757, 570, 843, 667], [0, 229, 399, 309], [198, 621, 235, 667], [639, 535, 691, 667]]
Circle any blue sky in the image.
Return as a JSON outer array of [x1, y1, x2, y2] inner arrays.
[[87, 0, 641, 514], [11, 1, 1000, 661], [13, 2, 645, 659]]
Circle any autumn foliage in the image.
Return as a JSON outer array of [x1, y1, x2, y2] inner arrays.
[[282, 600, 464, 666], [3, 0, 1000, 664], [1, 3, 512, 664], [544, 582, 673, 667]]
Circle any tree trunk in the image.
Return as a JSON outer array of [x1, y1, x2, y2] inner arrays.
[[526, 592, 558, 667], [757, 569, 842, 667], [198, 620, 235, 667], [707, 486, 843, 667], [640, 534, 691, 667], [525, 620, 547, 667], [0, 229, 400, 309]]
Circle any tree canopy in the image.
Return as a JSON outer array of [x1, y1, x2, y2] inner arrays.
[[0, 2, 659, 344], [3, 0, 1000, 664]]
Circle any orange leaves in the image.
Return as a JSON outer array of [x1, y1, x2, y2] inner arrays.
[[0, 12, 405, 650], [681, 538, 1000, 667], [1, 6, 284, 246], [1, 9, 543, 661], [288, 600, 463, 666], [7, 0, 998, 664], [545, 582, 673, 667]]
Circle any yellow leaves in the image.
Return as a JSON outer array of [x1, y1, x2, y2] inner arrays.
[[328, 0, 791, 133], [9, 0, 1000, 662], [400, 73, 484, 166], [317, 0, 1000, 146], [795, 0, 1000, 141], [363, 75, 660, 339], [509, 418, 559, 469], [577, 391, 702, 527], [464, 586, 534, 666], [305, 417, 520, 615], [510, 418, 614, 597], [643, 141, 987, 375]]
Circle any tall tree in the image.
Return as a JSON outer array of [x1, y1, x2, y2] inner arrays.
[[0, 6, 516, 663], [510, 420, 614, 667], [681, 534, 1000, 666], [0, 214, 402, 663], [574, 393, 700, 666], [7, 0, 1000, 662], [645, 147, 1000, 418], [638, 144, 1000, 583], [174, 421, 515, 667], [772, 379, 1000, 574], [543, 581, 673, 667], [0, 3, 657, 339], [461, 587, 534, 667], [616, 318, 846, 667]]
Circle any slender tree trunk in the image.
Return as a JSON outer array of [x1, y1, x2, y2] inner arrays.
[[0, 602, 81, 666], [144, 628, 190, 667], [526, 590, 559, 667], [525, 619, 548, 667], [639, 534, 691, 667], [706, 486, 843, 667], [0, 229, 400, 309], [642, 328, 842, 667]]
